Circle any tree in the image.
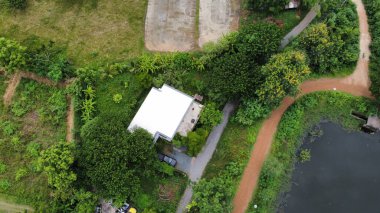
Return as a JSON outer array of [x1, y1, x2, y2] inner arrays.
[[0, 37, 26, 72], [79, 113, 158, 198], [256, 51, 310, 106], [199, 103, 223, 129], [191, 163, 242, 213], [247, 0, 288, 13], [206, 23, 282, 101], [234, 99, 271, 125], [38, 141, 77, 200], [236, 22, 282, 65], [298, 23, 338, 73]]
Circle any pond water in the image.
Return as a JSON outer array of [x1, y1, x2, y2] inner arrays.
[[278, 122, 380, 213]]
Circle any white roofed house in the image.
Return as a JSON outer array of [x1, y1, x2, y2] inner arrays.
[[285, 0, 300, 9], [128, 84, 204, 142]]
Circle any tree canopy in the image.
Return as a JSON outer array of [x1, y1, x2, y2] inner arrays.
[[79, 113, 158, 198]]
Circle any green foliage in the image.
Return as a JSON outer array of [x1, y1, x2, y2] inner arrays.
[[299, 149, 311, 162], [79, 113, 159, 198], [45, 90, 67, 125], [234, 99, 271, 125], [250, 92, 378, 213], [206, 23, 282, 100], [1, 121, 17, 136], [23, 38, 73, 81], [0, 37, 26, 72], [112, 93, 123, 104], [70, 189, 98, 213], [4, 0, 27, 10], [135, 193, 153, 210], [295, 1, 359, 73], [187, 128, 209, 156], [362, 0, 380, 101], [247, 0, 288, 14], [256, 50, 310, 106], [81, 85, 96, 123], [15, 168, 28, 181], [0, 179, 10, 192], [236, 22, 283, 65], [199, 102, 223, 129], [191, 162, 242, 213], [0, 162, 6, 174], [26, 142, 41, 158], [158, 162, 175, 176], [38, 141, 77, 200]]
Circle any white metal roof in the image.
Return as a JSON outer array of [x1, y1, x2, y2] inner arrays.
[[128, 84, 194, 140]]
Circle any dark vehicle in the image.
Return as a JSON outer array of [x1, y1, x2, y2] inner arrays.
[[95, 205, 102, 213], [158, 153, 177, 167]]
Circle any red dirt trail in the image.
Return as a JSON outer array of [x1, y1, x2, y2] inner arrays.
[[232, 0, 372, 212]]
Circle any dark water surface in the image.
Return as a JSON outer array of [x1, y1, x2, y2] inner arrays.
[[279, 122, 380, 213]]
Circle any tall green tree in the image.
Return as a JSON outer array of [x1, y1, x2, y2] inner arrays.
[[79, 113, 158, 198], [256, 50, 310, 106], [38, 141, 77, 200]]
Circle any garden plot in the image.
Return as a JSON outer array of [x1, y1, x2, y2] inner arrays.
[[145, 0, 196, 51], [199, 0, 240, 47]]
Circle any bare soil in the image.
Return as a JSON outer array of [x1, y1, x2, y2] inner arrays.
[[232, 1, 372, 212]]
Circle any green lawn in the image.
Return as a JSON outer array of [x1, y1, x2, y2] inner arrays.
[[0, 0, 148, 66], [0, 79, 67, 210]]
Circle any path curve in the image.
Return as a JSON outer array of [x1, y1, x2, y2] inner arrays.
[[232, 0, 372, 212], [2, 71, 76, 142]]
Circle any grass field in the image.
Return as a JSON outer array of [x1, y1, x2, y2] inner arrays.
[[0, 79, 67, 210], [0, 0, 148, 66]]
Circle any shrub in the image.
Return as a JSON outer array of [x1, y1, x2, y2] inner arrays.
[[135, 193, 153, 210], [234, 99, 271, 125], [26, 142, 40, 158], [0, 162, 6, 174], [187, 128, 209, 156], [6, 0, 27, 10], [191, 162, 242, 213], [113, 94, 123, 104], [299, 149, 311, 162], [15, 168, 28, 181], [0, 180, 10, 192], [199, 102, 223, 129], [1, 121, 17, 136], [0, 37, 26, 72]]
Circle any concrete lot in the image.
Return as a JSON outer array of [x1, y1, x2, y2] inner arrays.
[[145, 0, 196, 51], [199, 0, 240, 47]]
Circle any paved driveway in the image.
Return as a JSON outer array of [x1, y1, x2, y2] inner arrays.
[[199, 0, 240, 47], [145, 0, 196, 51]]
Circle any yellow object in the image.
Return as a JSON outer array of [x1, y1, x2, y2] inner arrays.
[[128, 207, 137, 213]]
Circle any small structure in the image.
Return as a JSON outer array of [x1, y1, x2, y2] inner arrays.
[[128, 84, 203, 142], [285, 0, 300, 9], [365, 116, 380, 131]]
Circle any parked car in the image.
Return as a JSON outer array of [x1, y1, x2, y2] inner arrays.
[[158, 153, 177, 167]]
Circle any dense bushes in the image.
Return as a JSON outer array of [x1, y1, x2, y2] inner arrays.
[[190, 162, 242, 213], [249, 92, 378, 213], [362, 0, 380, 101], [292, 0, 359, 73], [206, 22, 282, 101], [0, 0, 27, 10], [0, 37, 26, 72], [79, 113, 160, 199]]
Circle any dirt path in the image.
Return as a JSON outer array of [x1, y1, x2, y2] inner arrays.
[[2, 71, 75, 142], [232, 0, 372, 212], [0, 200, 34, 213], [3, 72, 22, 107]]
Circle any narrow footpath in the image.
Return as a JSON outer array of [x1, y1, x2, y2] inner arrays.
[[232, 0, 372, 212]]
